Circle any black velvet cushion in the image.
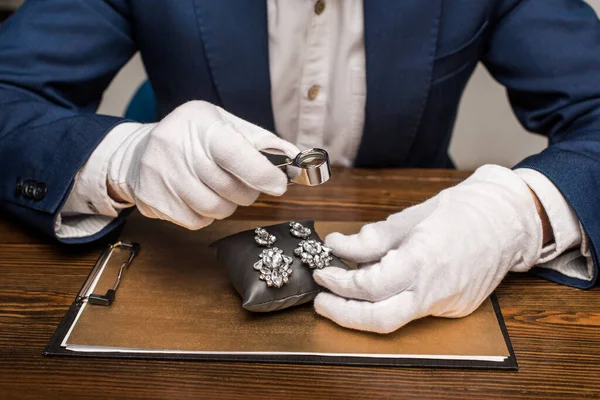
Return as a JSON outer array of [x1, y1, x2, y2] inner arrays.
[[213, 221, 350, 312]]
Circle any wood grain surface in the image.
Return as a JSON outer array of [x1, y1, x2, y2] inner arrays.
[[1, 168, 599, 399]]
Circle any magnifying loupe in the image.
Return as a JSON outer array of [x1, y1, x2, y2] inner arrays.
[[260, 148, 331, 186]]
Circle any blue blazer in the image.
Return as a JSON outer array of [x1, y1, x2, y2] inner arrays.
[[1, 1, 599, 288]]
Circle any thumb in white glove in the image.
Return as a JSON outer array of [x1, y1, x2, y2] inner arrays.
[[313, 165, 543, 334], [107, 101, 299, 230]]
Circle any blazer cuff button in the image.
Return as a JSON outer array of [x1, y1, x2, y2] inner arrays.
[[23, 181, 36, 198], [15, 179, 23, 197], [32, 183, 47, 201]]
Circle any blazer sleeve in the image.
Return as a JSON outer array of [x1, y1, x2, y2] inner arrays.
[[482, 0, 600, 288], [0, 0, 136, 243]]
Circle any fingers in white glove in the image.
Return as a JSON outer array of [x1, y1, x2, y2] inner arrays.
[[312, 165, 545, 334], [138, 169, 237, 219], [314, 291, 417, 334], [178, 180, 239, 220], [114, 100, 302, 230], [206, 122, 291, 196], [324, 197, 441, 263], [135, 197, 214, 231], [196, 169, 261, 207], [189, 155, 261, 206], [324, 220, 398, 264], [215, 106, 300, 158], [313, 247, 417, 302]]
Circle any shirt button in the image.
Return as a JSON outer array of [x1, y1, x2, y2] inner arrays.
[[314, 0, 325, 15], [308, 85, 320, 100]]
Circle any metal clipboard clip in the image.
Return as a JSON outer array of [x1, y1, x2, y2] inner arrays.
[[76, 241, 141, 306]]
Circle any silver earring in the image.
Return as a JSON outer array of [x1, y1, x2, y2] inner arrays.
[[254, 247, 293, 288], [253, 227, 291, 288], [255, 227, 276, 247], [289, 221, 311, 239], [294, 239, 333, 269]]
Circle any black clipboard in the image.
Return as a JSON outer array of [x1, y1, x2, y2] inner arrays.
[[44, 219, 518, 370]]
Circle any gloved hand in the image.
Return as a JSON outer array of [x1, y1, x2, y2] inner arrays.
[[313, 165, 544, 333], [107, 101, 299, 229]]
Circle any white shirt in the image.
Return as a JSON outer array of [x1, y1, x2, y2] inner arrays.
[[268, 0, 366, 166], [57, 0, 593, 282]]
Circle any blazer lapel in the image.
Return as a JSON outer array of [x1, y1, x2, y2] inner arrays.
[[194, 0, 275, 131], [355, 1, 442, 167]]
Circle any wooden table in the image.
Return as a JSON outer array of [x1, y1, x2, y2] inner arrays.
[[1, 168, 599, 399]]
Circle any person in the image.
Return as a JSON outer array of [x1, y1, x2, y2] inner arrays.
[[1, 1, 599, 334]]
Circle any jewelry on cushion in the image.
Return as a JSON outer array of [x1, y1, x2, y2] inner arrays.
[[289, 221, 311, 239], [293, 239, 333, 269], [254, 247, 293, 288], [254, 227, 276, 247]]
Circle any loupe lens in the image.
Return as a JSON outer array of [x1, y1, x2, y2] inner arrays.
[[296, 150, 326, 168], [287, 148, 331, 186]]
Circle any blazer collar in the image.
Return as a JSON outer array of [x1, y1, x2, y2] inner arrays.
[[355, 0, 442, 167], [194, 0, 275, 131]]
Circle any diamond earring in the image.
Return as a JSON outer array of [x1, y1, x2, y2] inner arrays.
[[253, 227, 291, 288], [294, 239, 333, 269], [254, 227, 276, 247], [254, 247, 293, 288], [289, 221, 311, 239]]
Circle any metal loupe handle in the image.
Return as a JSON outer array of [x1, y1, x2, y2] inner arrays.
[[260, 148, 332, 186]]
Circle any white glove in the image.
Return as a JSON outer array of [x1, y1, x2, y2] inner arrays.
[[313, 165, 544, 334], [107, 101, 299, 230]]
